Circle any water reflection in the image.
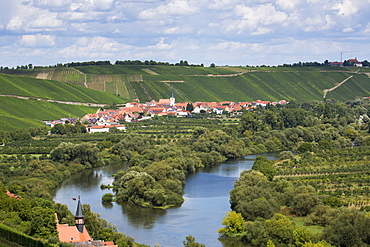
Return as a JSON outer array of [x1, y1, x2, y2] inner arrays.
[[102, 201, 114, 209], [118, 201, 167, 229]]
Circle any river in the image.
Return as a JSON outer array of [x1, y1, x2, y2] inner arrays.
[[53, 153, 278, 247]]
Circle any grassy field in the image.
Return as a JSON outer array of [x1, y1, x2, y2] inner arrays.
[[0, 96, 98, 131]]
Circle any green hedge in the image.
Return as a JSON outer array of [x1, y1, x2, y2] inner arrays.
[[0, 224, 51, 247]]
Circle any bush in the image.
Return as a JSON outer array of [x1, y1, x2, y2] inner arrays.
[[102, 193, 114, 202]]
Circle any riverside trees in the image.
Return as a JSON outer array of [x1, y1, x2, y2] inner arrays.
[[112, 129, 246, 208], [219, 98, 370, 247], [223, 163, 370, 246]]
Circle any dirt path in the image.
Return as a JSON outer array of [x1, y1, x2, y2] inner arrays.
[[323, 75, 353, 99], [71, 67, 88, 88]]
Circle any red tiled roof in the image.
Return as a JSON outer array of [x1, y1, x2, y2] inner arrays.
[[233, 105, 242, 111], [6, 191, 20, 200], [175, 102, 188, 107], [57, 225, 92, 243], [158, 99, 171, 104], [348, 59, 359, 63]]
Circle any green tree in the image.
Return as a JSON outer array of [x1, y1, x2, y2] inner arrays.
[[102, 193, 114, 202], [302, 241, 334, 247], [252, 156, 276, 181], [234, 170, 268, 187], [264, 213, 295, 245], [218, 211, 244, 236], [186, 103, 194, 112], [291, 194, 322, 216], [242, 221, 267, 246], [267, 239, 276, 247], [322, 209, 370, 247], [51, 124, 67, 135], [183, 235, 205, 247], [293, 227, 313, 246], [29, 206, 57, 239], [241, 111, 260, 133]]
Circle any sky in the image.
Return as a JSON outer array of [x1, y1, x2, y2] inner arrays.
[[1, 0, 370, 68]]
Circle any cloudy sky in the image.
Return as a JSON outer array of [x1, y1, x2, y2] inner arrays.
[[1, 0, 370, 68]]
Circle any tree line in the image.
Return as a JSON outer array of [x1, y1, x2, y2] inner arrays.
[[0, 59, 207, 70]]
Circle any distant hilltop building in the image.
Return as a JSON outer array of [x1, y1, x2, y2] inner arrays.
[[329, 58, 363, 67], [56, 196, 117, 247]]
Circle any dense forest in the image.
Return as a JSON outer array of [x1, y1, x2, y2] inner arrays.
[[1, 97, 370, 246]]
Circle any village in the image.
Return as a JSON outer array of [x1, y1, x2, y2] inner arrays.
[[45, 92, 288, 133]]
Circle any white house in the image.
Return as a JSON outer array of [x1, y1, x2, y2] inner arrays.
[[192, 105, 208, 114], [87, 125, 126, 133]]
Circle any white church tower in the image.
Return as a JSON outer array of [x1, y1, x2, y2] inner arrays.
[[170, 88, 175, 107]]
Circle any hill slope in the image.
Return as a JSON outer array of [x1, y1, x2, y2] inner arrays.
[[2, 65, 369, 103], [0, 73, 125, 103], [0, 96, 97, 131], [1, 65, 370, 131], [0, 73, 126, 132]]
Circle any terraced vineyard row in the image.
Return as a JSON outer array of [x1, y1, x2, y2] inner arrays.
[[0, 73, 123, 103], [275, 147, 370, 208], [2, 65, 370, 102], [0, 97, 97, 131]]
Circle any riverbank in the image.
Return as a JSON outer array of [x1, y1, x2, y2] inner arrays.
[[54, 153, 279, 247]]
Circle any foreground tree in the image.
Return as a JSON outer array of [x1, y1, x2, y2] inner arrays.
[[218, 211, 244, 237], [183, 235, 205, 247]]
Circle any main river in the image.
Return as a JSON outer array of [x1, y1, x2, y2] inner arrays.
[[53, 153, 278, 247]]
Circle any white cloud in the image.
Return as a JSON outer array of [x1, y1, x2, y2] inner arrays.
[[251, 27, 272, 35], [233, 3, 288, 33], [276, 0, 303, 11], [30, 0, 116, 12], [55, 36, 125, 60], [19, 34, 55, 47], [146, 38, 174, 50], [208, 0, 241, 10], [209, 41, 249, 51], [32, 0, 73, 9], [76, 0, 117, 12], [138, 0, 199, 20], [29, 14, 64, 29], [6, 16, 25, 31], [342, 27, 355, 32], [366, 23, 370, 33], [332, 0, 358, 16], [58, 11, 103, 22], [1, 0, 370, 68]]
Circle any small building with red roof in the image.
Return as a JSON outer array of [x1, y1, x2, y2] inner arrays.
[[57, 196, 117, 247]]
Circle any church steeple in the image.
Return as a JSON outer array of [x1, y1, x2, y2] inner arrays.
[[170, 88, 175, 107], [74, 196, 84, 233]]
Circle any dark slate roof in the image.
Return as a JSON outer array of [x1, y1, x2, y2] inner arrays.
[[75, 195, 84, 218]]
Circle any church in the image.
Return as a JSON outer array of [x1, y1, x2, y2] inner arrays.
[[56, 196, 117, 247]]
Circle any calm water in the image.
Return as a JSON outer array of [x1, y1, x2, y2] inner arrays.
[[53, 153, 278, 247]]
